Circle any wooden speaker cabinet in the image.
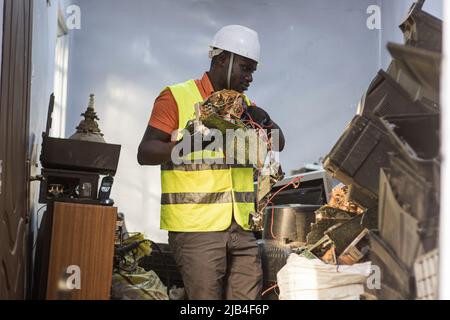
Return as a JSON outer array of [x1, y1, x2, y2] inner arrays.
[[45, 202, 117, 300]]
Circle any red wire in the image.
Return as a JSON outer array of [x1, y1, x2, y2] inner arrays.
[[270, 202, 276, 239], [245, 111, 300, 242], [264, 176, 303, 239], [265, 175, 304, 240], [267, 176, 303, 204], [244, 112, 271, 143], [242, 119, 270, 144], [262, 283, 278, 297]]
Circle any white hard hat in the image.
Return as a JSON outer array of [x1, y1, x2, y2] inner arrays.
[[210, 25, 260, 63]]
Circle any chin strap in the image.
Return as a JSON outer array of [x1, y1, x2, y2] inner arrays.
[[227, 53, 235, 89]]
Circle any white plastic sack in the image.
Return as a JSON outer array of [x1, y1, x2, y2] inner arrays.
[[277, 253, 372, 300]]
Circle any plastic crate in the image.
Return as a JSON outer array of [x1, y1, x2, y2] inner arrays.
[[347, 182, 378, 209], [378, 169, 437, 269], [357, 70, 437, 121], [399, 1, 442, 53], [380, 113, 440, 179], [368, 231, 413, 299], [387, 44, 441, 109], [323, 115, 395, 200], [388, 154, 439, 223], [323, 71, 437, 206], [414, 249, 438, 300], [381, 113, 440, 222]]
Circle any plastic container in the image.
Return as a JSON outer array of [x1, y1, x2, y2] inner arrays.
[[323, 70, 437, 206], [380, 113, 440, 178], [399, 1, 442, 53], [347, 183, 378, 210], [357, 70, 437, 121], [378, 169, 437, 269], [380, 113, 440, 221], [387, 44, 441, 109], [323, 115, 394, 199]]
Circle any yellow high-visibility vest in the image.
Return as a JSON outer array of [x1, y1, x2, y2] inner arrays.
[[160, 79, 255, 232]]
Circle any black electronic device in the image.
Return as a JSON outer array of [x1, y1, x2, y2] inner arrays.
[[98, 175, 114, 205], [38, 168, 99, 204], [38, 94, 121, 205]]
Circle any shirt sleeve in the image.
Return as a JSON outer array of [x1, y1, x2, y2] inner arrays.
[[148, 89, 179, 135]]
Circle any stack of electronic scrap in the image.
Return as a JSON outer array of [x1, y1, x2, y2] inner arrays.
[[322, 0, 441, 299]]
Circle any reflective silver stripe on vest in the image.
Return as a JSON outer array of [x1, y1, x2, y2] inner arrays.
[[161, 191, 255, 205], [161, 163, 254, 171], [234, 191, 255, 203]]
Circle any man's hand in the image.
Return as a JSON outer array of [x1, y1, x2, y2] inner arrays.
[[246, 106, 272, 127], [245, 106, 285, 152]]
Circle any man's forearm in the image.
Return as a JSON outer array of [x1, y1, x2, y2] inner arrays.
[[137, 140, 176, 165]]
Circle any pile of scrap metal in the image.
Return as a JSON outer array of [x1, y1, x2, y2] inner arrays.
[[321, 0, 441, 300], [299, 184, 374, 267]]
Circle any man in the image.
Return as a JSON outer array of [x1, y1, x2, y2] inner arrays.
[[137, 25, 285, 300]]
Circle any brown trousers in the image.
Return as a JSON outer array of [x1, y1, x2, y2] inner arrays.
[[168, 220, 262, 300]]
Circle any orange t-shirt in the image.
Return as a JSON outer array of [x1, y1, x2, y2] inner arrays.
[[148, 72, 215, 135]]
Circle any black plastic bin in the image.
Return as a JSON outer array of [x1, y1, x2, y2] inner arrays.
[[399, 0, 442, 53], [387, 44, 441, 109], [323, 114, 395, 205], [347, 183, 378, 210], [380, 113, 440, 179], [357, 70, 437, 121], [380, 113, 440, 219]]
